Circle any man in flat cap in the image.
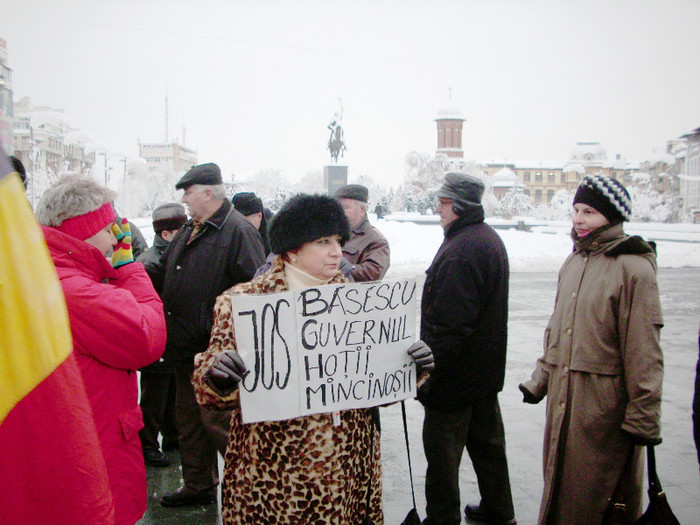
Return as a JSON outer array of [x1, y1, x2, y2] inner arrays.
[[334, 183, 390, 282], [147, 163, 265, 507], [232, 191, 271, 255], [418, 172, 517, 525], [135, 203, 188, 468]]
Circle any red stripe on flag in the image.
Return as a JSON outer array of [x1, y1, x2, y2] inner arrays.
[[0, 353, 115, 524]]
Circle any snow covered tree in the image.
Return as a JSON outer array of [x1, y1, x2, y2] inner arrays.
[[497, 188, 533, 218]]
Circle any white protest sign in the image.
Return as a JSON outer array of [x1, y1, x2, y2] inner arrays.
[[231, 279, 418, 423]]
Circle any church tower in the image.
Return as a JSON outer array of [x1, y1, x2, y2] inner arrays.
[[435, 89, 465, 158]]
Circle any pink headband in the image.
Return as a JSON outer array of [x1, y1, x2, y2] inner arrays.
[[55, 202, 116, 241]]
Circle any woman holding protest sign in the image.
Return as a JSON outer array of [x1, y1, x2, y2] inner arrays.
[[192, 193, 434, 525]]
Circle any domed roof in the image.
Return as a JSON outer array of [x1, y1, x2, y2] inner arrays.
[[492, 167, 519, 187], [436, 91, 465, 120]]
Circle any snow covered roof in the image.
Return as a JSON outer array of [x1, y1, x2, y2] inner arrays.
[[646, 152, 676, 165], [562, 162, 586, 174], [435, 93, 465, 120], [512, 160, 568, 169], [569, 142, 607, 162], [492, 167, 520, 187]]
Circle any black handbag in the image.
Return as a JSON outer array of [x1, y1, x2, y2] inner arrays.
[[399, 401, 422, 525], [603, 445, 680, 525]]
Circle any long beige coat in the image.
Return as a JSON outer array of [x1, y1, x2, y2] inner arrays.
[[522, 224, 663, 525], [192, 256, 382, 525]]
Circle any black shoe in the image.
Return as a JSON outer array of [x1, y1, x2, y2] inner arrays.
[[160, 488, 217, 507], [162, 439, 179, 451], [464, 504, 516, 525], [143, 449, 171, 467]]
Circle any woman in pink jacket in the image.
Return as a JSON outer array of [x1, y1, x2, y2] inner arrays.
[[36, 174, 167, 525]]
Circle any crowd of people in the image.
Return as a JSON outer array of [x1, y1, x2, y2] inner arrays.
[[1, 151, 698, 525]]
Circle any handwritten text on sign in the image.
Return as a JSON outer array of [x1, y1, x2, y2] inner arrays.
[[231, 279, 417, 423]]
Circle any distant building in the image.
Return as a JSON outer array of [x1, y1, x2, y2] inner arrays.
[[679, 127, 700, 219], [13, 97, 96, 176], [138, 141, 197, 175], [0, 37, 13, 155], [481, 143, 635, 205], [491, 166, 525, 199], [435, 91, 465, 158]]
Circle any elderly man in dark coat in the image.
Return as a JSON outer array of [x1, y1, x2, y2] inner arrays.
[[146, 163, 265, 507], [418, 172, 516, 525], [334, 184, 390, 282]]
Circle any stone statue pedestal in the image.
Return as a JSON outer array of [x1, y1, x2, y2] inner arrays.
[[324, 165, 348, 195]]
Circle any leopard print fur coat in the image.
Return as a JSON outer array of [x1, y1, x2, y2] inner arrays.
[[193, 255, 383, 524]]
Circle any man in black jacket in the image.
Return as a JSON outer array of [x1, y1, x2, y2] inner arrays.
[[146, 163, 265, 507], [136, 203, 188, 467], [418, 172, 516, 525]]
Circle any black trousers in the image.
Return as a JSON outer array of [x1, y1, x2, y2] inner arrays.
[[423, 395, 515, 524], [174, 363, 219, 494], [138, 370, 178, 452]]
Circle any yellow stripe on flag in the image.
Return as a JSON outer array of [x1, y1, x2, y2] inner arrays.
[[0, 168, 73, 424]]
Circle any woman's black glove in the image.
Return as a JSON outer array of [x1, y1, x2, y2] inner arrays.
[[519, 383, 540, 404], [204, 351, 247, 394], [621, 429, 662, 447]]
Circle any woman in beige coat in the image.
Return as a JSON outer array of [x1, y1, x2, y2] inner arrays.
[[520, 174, 663, 525]]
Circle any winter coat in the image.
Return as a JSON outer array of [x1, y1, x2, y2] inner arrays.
[[146, 199, 265, 366], [136, 235, 173, 373], [342, 215, 390, 282], [417, 208, 509, 411], [42, 226, 167, 525], [135, 233, 168, 269], [192, 256, 382, 525], [521, 223, 663, 525]]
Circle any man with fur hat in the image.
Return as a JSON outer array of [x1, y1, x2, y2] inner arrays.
[[136, 203, 188, 467], [418, 172, 517, 525], [334, 183, 390, 282], [146, 163, 266, 507]]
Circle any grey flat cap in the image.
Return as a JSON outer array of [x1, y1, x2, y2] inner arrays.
[[434, 172, 485, 204], [334, 184, 369, 203]]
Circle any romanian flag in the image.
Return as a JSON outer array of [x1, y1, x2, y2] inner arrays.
[[0, 153, 115, 524]]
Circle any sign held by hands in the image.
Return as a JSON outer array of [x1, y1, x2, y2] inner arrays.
[[231, 279, 418, 423]]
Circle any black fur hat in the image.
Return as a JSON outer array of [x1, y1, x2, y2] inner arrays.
[[269, 193, 350, 254]]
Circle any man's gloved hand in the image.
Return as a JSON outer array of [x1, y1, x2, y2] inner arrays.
[[205, 350, 248, 393], [407, 340, 435, 372], [111, 218, 135, 268], [519, 383, 540, 404]]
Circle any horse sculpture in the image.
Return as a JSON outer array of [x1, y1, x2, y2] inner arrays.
[[327, 120, 347, 163]]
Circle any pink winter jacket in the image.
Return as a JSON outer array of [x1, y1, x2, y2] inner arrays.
[[42, 226, 167, 525]]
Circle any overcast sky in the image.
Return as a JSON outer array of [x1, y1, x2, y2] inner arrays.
[[2, 0, 699, 188]]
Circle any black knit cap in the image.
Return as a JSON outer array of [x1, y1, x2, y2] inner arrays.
[[268, 194, 350, 255], [573, 174, 632, 223], [175, 163, 223, 190], [232, 192, 264, 215], [334, 184, 368, 203]]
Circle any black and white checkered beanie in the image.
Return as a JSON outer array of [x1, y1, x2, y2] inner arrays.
[[573, 174, 632, 223]]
